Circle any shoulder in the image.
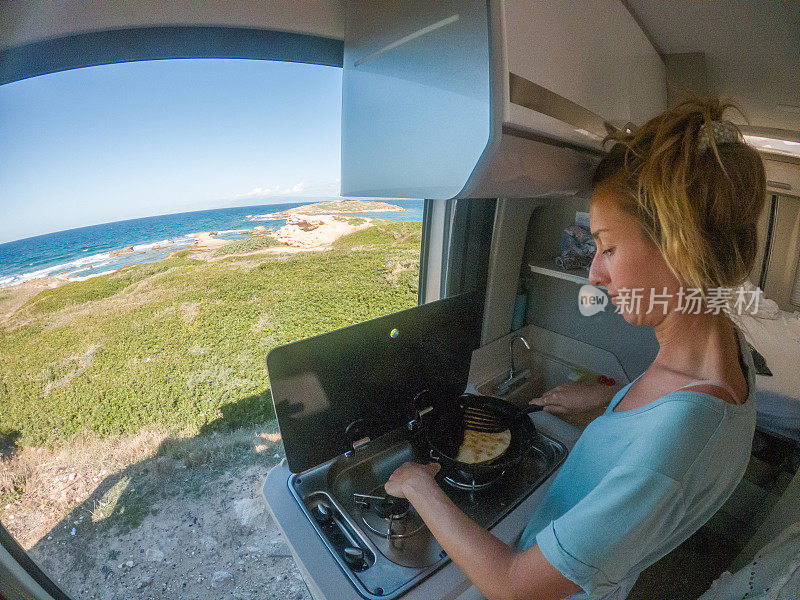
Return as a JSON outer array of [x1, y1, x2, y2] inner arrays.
[[620, 398, 727, 476]]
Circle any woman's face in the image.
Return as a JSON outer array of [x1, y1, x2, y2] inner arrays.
[[588, 183, 682, 326]]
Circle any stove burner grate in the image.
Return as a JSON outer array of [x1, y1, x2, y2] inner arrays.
[[354, 489, 426, 541], [442, 468, 506, 492]]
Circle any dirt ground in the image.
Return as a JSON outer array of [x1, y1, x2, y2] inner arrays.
[[2, 428, 314, 600]]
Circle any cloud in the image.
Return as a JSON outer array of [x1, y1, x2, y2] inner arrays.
[[235, 182, 307, 198], [233, 181, 344, 199]]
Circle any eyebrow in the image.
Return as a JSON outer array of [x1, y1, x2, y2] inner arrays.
[[591, 228, 610, 239]]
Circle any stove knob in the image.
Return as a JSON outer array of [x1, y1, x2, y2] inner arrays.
[[343, 546, 365, 568], [313, 502, 332, 524]]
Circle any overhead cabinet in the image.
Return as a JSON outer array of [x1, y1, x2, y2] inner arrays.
[[341, 0, 667, 200], [504, 0, 666, 149]]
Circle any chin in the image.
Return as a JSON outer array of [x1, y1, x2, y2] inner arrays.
[[619, 311, 665, 327]]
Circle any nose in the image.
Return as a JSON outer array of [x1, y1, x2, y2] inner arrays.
[[588, 249, 607, 288]]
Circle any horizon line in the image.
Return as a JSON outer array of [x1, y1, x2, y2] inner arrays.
[[0, 196, 421, 245]]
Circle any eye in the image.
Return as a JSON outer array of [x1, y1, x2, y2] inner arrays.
[[602, 247, 615, 256]]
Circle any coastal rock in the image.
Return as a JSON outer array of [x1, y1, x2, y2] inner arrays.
[[187, 232, 232, 252], [110, 246, 134, 257], [251, 226, 270, 235]]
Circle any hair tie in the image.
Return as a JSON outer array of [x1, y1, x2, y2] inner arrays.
[[697, 120, 742, 153]]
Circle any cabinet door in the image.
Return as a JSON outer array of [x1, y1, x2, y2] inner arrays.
[[504, 0, 665, 141], [342, 1, 493, 199]]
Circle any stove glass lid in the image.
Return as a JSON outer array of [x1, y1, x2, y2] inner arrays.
[[267, 291, 482, 473]]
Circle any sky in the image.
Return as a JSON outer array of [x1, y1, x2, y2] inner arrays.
[[0, 59, 343, 243]]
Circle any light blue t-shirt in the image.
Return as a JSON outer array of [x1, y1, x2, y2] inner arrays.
[[518, 329, 757, 599]]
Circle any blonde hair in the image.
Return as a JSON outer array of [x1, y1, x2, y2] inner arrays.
[[592, 96, 766, 295]]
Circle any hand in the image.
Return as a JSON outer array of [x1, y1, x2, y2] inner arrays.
[[384, 461, 441, 499], [529, 380, 621, 427]]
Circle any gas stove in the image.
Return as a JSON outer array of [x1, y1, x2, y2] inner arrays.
[[286, 426, 566, 599], [262, 294, 571, 598]]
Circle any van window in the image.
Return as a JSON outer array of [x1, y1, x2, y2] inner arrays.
[[0, 58, 422, 598]]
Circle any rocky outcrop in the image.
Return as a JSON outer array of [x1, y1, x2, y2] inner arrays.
[[110, 246, 134, 257]]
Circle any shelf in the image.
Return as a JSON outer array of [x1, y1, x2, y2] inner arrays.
[[528, 260, 590, 285]]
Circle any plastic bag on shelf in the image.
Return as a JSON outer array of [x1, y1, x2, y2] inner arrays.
[[555, 224, 596, 271]]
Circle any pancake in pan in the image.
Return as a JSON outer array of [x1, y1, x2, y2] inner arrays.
[[454, 428, 511, 464]]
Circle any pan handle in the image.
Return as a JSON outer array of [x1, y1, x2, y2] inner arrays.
[[412, 389, 433, 413], [408, 389, 433, 430], [512, 403, 544, 423]]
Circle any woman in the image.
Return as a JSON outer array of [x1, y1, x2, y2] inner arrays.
[[385, 97, 766, 600]]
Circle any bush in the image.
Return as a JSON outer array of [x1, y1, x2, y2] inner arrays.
[[213, 236, 285, 256]]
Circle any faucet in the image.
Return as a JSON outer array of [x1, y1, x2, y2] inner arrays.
[[509, 335, 530, 380], [496, 335, 531, 396]]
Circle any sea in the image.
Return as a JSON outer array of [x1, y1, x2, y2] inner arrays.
[[0, 200, 425, 288]]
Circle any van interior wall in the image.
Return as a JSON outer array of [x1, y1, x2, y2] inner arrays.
[[522, 197, 659, 380], [526, 275, 658, 379]]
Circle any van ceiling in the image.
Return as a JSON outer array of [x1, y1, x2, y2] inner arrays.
[[1, 1, 796, 138], [625, 0, 800, 136]]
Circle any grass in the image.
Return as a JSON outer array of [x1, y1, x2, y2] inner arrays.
[[212, 236, 285, 256], [25, 259, 177, 314], [0, 222, 422, 447], [292, 199, 400, 214]]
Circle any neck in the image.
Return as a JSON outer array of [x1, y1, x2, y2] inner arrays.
[[652, 311, 737, 377]]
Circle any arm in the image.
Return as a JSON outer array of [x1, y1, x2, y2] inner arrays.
[[529, 380, 623, 428], [385, 463, 582, 600]]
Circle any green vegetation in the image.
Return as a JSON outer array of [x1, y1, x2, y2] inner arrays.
[[26, 260, 177, 313], [274, 199, 404, 216], [212, 236, 285, 256], [0, 222, 422, 447]]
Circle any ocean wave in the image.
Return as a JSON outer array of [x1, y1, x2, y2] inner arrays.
[[0, 249, 116, 288], [132, 238, 179, 252], [245, 213, 280, 221], [215, 229, 251, 235]]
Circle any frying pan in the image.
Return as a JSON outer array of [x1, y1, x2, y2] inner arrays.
[[411, 391, 543, 479]]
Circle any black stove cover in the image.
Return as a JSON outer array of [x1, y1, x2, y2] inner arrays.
[[267, 292, 482, 473]]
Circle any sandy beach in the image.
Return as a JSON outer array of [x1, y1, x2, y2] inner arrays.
[[272, 213, 373, 248]]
